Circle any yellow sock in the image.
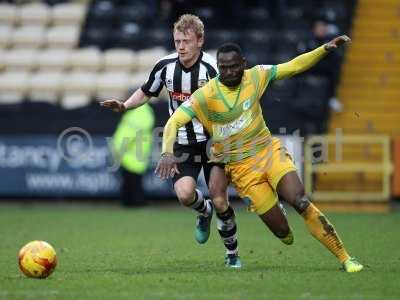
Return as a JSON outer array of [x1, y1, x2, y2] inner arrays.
[[280, 228, 294, 245], [302, 203, 350, 263]]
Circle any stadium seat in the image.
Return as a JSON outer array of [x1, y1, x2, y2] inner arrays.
[[103, 48, 137, 72], [86, 0, 115, 26], [243, 7, 275, 29], [51, 2, 87, 25], [95, 71, 131, 100], [117, 3, 152, 27], [0, 25, 13, 49], [4, 49, 39, 71], [280, 6, 310, 30], [244, 30, 275, 48], [205, 30, 241, 50], [268, 77, 298, 102], [12, 25, 46, 49], [61, 71, 97, 109], [69, 48, 103, 71], [0, 71, 30, 104], [109, 22, 143, 50], [46, 25, 80, 49], [144, 28, 171, 49], [272, 29, 311, 55], [0, 3, 17, 25], [60, 93, 92, 110], [292, 75, 329, 119], [130, 71, 150, 90], [193, 6, 218, 29], [18, 3, 51, 26], [268, 49, 298, 65], [243, 51, 266, 68], [37, 49, 71, 71], [79, 25, 112, 50], [136, 47, 168, 71], [0, 49, 5, 71], [28, 71, 63, 104]]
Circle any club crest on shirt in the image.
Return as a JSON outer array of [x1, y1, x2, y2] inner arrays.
[[166, 79, 173, 90], [198, 79, 207, 87], [243, 99, 251, 110]]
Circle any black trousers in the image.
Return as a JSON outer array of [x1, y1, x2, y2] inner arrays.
[[121, 167, 145, 207]]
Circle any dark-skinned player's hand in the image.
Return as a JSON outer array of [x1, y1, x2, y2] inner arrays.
[[324, 35, 351, 51], [155, 153, 180, 180]]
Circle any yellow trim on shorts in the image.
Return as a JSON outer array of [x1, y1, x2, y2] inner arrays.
[[254, 194, 278, 215], [251, 166, 296, 215]]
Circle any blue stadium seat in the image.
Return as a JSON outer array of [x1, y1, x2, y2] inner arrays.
[[87, 0, 115, 26], [80, 26, 112, 50], [117, 3, 153, 27], [204, 30, 241, 50], [110, 22, 144, 50]]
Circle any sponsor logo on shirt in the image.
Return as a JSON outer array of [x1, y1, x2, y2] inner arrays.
[[213, 110, 252, 139], [170, 91, 191, 102]]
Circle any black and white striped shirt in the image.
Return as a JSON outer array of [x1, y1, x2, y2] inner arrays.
[[141, 51, 218, 145]]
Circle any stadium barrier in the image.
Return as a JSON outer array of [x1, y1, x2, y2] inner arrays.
[[304, 135, 392, 202], [391, 137, 400, 198], [0, 133, 303, 199]]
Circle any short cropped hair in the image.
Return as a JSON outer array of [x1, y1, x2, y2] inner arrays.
[[217, 43, 243, 58], [173, 14, 204, 38]]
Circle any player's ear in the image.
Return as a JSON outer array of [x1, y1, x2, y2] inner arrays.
[[197, 35, 204, 48], [242, 57, 247, 69]]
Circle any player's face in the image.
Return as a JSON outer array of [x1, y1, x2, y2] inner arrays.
[[217, 51, 245, 87], [173, 29, 203, 67]]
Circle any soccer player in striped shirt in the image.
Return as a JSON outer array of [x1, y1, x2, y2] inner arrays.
[[101, 14, 241, 268], [156, 36, 363, 272]]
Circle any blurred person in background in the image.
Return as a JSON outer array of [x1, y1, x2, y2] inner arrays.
[[101, 14, 241, 268], [297, 19, 344, 133], [112, 104, 155, 207]]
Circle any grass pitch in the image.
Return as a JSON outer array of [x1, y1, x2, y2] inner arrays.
[[0, 203, 399, 300]]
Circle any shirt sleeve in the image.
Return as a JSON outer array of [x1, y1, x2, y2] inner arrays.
[[251, 65, 277, 99], [275, 45, 328, 80], [161, 99, 197, 154], [141, 60, 167, 97]]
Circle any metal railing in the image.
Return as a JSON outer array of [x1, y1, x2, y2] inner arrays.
[[304, 135, 392, 201]]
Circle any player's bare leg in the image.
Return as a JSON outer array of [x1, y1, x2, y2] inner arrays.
[[208, 166, 241, 268], [276, 171, 363, 272], [174, 176, 213, 244], [259, 204, 294, 245]]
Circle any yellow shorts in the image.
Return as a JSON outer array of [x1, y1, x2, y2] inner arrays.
[[225, 137, 297, 215]]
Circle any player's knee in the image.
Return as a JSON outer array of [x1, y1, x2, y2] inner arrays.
[[212, 197, 229, 213], [174, 185, 196, 207], [272, 223, 290, 239], [291, 189, 310, 214]]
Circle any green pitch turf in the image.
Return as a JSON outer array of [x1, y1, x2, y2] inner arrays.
[[0, 204, 399, 300]]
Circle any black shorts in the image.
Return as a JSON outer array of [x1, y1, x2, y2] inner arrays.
[[172, 141, 224, 187]]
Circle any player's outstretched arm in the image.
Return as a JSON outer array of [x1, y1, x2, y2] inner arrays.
[[100, 88, 150, 112], [275, 35, 351, 80], [155, 107, 194, 180]]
